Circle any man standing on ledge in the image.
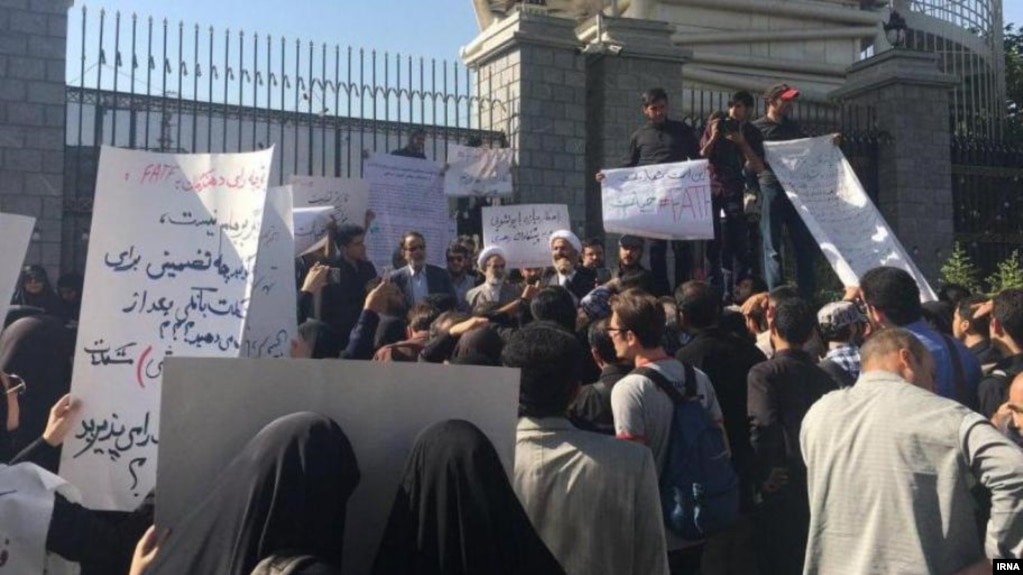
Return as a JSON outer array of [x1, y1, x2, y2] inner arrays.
[[747, 83, 826, 298], [598, 88, 701, 297]]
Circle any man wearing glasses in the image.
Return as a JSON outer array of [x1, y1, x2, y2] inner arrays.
[[606, 289, 725, 574], [389, 231, 456, 308]]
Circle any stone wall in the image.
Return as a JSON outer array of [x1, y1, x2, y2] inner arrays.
[[831, 49, 958, 280], [466, 12, 589, 234], [0, 0, 71, 279]]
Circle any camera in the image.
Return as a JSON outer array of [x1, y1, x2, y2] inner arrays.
[[721, 117, 740, 134]]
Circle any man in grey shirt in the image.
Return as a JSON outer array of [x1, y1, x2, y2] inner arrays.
[[801, 328, 1023, 575]]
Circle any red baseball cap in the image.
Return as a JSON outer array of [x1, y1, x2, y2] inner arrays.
[[764, 83, 800, 102]]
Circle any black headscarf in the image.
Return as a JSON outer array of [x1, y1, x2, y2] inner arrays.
[[10, 265, 63, 317], [0, 315, 74, 467], [149, 412, 360, 575], [372, 419, 565, 575]]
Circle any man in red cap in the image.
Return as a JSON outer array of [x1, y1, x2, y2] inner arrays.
[[747, 83, 819, 299]]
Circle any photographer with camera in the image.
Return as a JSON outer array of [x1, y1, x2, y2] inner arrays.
[[296, 223, 378, 357], [700, 91, 765, 299]]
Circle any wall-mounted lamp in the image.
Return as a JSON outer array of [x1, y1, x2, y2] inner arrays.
[[884, 10, 907, 48]]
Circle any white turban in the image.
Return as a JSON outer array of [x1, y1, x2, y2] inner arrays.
[[477, 245, 507, 269], [548, 229, 581, 253]]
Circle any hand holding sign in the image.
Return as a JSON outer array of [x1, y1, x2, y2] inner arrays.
[[600, 160, 714, 240]]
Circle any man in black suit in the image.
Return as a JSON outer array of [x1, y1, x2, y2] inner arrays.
[[388, 231, 456, 308], [541, 229, 596, 302]]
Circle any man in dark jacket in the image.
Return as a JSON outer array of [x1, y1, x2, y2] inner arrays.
[[977, 289, 1023, 418], [296, 224, 377, 357], [388, 231, 456, 309], [747, 297, 837, 575], [597, 87, 701, 296], [675, 280, 765, 575]]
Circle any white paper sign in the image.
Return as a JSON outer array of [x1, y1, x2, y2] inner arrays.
[[157, 358, 520, 575], [241, 186, 297, 359], [0, 463, 80, 575], [290, 175, 370, 253], [443, 144, 514, 196], [601, 160, 714, 240], [292, 207, 334, 256], [482, 204, 570, 269], [0, 213, 36, 328], [765, 136, 937, 300], [364, 153, 447, 268], [60, 146, 273, 510]]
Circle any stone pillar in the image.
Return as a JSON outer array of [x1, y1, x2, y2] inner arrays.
[[463, 10, 588, 235], [0, 0, 71, 280], [830, 49, 958, 281], [577, 16, 691, 239]]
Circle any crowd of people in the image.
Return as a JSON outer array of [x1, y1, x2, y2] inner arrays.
[[2, 82, 1023, 575]]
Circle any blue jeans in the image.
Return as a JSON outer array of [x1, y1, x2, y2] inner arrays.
[[758, 172, 816, 298]]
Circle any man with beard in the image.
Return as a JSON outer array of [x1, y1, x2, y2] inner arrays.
[[542, 230, 597, 302], [466, 246, 520, 313]]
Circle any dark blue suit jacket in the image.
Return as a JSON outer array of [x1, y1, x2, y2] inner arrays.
[[389, 264, 456, 308]]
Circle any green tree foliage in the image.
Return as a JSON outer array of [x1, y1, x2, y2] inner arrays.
[[1007, 23, 1023, 139], [987, 250, 1023, 294], [939, 242, 982, 293]]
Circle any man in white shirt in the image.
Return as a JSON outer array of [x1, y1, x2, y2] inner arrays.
[[505, 321, 669, 575], [608, 288, 726, 575]]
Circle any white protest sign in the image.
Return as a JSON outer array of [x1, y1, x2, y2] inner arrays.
[[290, 175, 370, 252], [601, 160, 714, 240], [0, 213, 36, 327], [0, 463, 80, 575], [61, 145, 273, 510], [157, 358, 520, 575], [241, 186, 297, 358], [364, 153, 447, 268], [443, 144, 514, 196], [292, 206, 334, 256], [765, 136, 937, 300], [482, 204, 570, 269]]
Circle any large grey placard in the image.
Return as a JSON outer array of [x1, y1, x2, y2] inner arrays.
[[157, 357, 520, 575]]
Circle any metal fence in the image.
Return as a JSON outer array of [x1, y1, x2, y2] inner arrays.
[[63, 6, 507, 270], [951, 137, 1023, 277]]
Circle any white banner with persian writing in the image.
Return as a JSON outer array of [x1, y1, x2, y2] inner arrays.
[[241, 186, 297, 359], [443, 144, 514, 196], [61, 146, 273, 510], [292, 207, 334, 256], [290, 175, 370, 253], [600, 160, 714, 240], [0, 213, 36, 328], [364, 153, 448, 268], [765, 136, 937, 300], [482, 204, 570, 269]]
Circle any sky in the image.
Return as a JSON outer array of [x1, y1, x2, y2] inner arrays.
[[67, 0, 1022, 70], [68, 0, 482, 70], [65, 0, 1021, 100]]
